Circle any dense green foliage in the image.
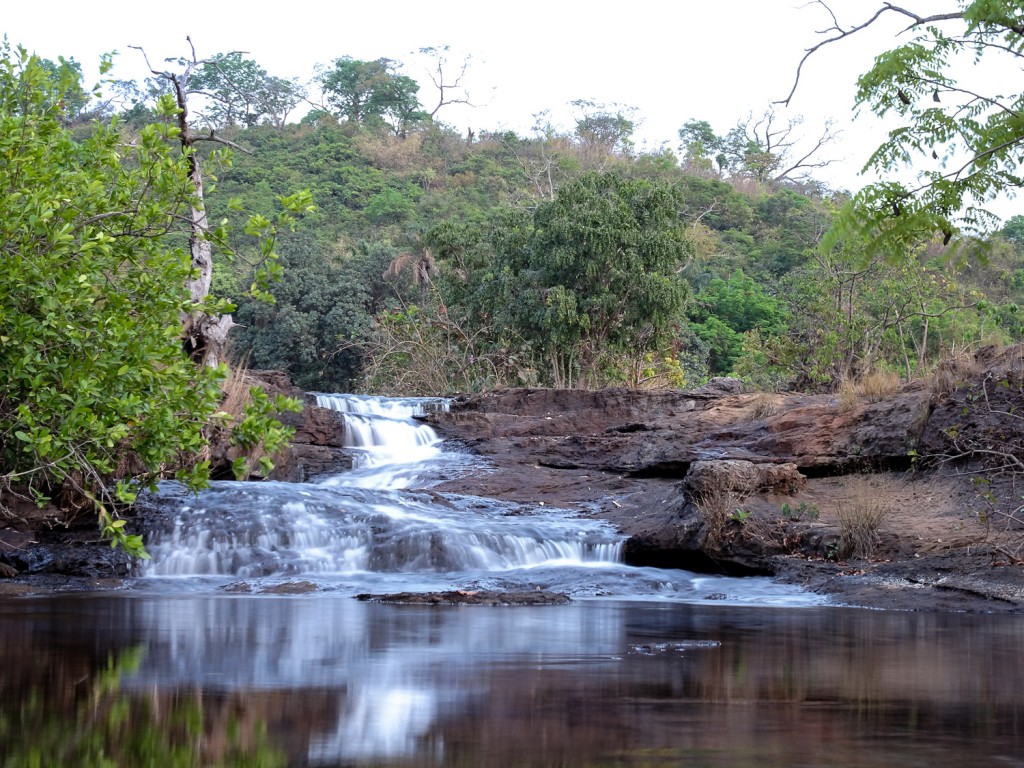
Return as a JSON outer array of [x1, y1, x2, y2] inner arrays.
[[480, 173, 691, 388], [0, 46, 222, 531], [199, 103, 1022, 394], [0, 44, 303, 550]]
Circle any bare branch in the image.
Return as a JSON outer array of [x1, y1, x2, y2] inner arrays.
[[419, 46, 479, 119], [777, 1, 966, 107], [773, 119, 840, 182], [191, 129, 253, 154]]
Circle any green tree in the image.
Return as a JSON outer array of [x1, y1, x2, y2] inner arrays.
[[571, 99, 637, 169], [190, 52, 303, 128], [689, 270, 788, 374], [35, 55, 89, 122], [678, 119, 727, 174], [0, 44, 304, 552], [493, 172, 692, 387], [786, 1, 1024, 252], [233, 236, 394, 391], [316, 57, 427, 135], [1001, 214, 1024, 246], [0, 44, 222, 540]]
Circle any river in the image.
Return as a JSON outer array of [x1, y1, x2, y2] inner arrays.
[[1, 395, 1021, 766]]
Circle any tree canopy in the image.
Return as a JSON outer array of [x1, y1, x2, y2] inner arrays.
[[316, 57, 427, 134], [0, 43, 221, 541], [0, 43, 304, 552], [481, 172, 692, 388], [786, 1, 1024, 254]]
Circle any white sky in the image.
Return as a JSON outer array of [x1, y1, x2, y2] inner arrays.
[[4, 0, 1020, 220]]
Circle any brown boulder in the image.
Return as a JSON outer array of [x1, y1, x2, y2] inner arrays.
[[683, 460, 805, 495]]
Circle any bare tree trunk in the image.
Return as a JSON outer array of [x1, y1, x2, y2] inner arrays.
[[134, 40, 240, 368], [169, 70, 233, 368]]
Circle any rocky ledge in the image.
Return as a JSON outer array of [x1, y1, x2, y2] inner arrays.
[[420, 347, 1024, 613]]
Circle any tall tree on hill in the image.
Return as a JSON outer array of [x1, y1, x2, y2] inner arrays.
[[316, 57, 427, 135], [678, 109, 838, 183], [189, 52, 303, 128]]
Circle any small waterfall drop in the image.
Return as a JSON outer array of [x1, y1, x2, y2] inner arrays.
[[140, 393, 821, 605], [143, 394, 626, 587], [315, 394, 449, 485]]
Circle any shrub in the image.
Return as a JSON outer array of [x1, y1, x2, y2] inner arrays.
[[0, 45, 222, 531], [837, 477, 886, 559]]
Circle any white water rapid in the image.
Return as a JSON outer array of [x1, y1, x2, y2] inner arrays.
[[141, 394, 821, 605]]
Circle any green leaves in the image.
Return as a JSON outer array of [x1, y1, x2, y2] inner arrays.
[[841, 2, 1024, 255], [488, 172, 691, 387], [227, 387, 301, 480], [317, 57, 427, 135], [0, 42, 227, 553]]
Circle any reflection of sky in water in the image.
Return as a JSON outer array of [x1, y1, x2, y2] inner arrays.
[[8, 596, 1024, 767], [117, 598, 636, 763], [311, 686, 439, 760]]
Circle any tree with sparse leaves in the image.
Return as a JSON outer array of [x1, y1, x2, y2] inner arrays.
[[784, 0, 1024, 255]]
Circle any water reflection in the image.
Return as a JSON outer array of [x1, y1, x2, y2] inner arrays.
[[2, 595, 1023, 766]]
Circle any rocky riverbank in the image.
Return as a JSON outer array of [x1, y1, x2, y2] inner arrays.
[[3, 347, 1024, 612], [416, 346, 1024, 612]]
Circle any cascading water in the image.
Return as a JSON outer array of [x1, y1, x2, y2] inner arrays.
[[141, 393, 820, 605]]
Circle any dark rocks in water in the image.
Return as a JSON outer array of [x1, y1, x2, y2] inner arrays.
[[356, 590, 571, 606], [0, 519, 133, 579]]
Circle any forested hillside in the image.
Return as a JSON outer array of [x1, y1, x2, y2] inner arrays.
[[36, 45, 1023, 396], [215, 116, 1023, 395]]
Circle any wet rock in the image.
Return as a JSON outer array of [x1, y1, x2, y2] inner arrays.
[[258, 580, 319, 595], [356, 590, 571, 605], [269, 443, 352, 482]]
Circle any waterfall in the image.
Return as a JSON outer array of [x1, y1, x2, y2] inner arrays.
[[142, 394, 624, 583]]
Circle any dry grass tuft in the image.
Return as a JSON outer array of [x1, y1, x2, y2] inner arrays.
[[836, 378, 860, 412], [837, 369, 900, 410], [745, 392, 779, 421], [930, 349, 983, 401], [220, 360, 255, 424], [696, 489, 745, 550], [859, 369, 900, 402], [837, 476, 886, 559]]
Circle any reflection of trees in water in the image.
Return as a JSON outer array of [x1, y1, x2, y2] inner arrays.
[[0, 647, 298, 767], [3, 606, 1024, 766], [418, 610, 1024, 766]]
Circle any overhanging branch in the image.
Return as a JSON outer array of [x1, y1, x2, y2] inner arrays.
[[777, 1, 966, 107]]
